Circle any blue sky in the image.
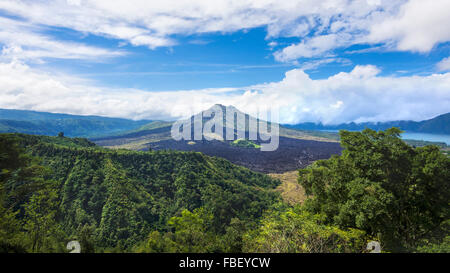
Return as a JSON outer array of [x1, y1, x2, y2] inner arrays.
[[47, 27, 298, 90], [0, 0, 449, 124], [14, 24, 450, 91]]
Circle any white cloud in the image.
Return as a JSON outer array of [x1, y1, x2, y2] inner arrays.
[[274, 33, 347, 61], [252, 65, 450, 124], [0, 1, 449, 122], [3, 0, 446, 64], [1, 61, 449, 124], [0, 16, 125, 62], [296, 57, 351, 71], [0, 60, 239, 120], [267, 41, 278, 49], [437, 57, 450, 72], [368, 0, 450, 52], [129, 35, 176, 49]]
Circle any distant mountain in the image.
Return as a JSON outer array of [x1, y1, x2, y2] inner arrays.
[[286, 112, 450, 135], [93, 104, 342, 173], [0, 108, 152, 137], [94, 104, 337, 147], [176, 104, 336, 142]]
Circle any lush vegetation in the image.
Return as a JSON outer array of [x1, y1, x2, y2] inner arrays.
[[0, 133, 280, 252], [286, 128, 449, 149], [230, 139, 261, 149], [243, 203, 367, 253], [1, 128, 448, 253], [0, 108, 150, 137], [298, 128, 449, 252]]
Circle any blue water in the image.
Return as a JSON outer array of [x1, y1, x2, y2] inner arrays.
[[319, 130, 450, 145], [400, 132, 450, 145]]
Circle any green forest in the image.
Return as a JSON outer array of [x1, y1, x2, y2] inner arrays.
[[0, 128, 449, 253]]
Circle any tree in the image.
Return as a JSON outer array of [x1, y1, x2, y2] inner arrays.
[[136, 208, 219, 253], [23, 185, 62, 252], [0, 190, 24, 252], [167, 208, 216, 252], [243, 203, 367, 253], [0, 135, 50, 210], [77, 224, 96, 253], [1, 133, 281, 252], [0, 136, 23, 251], [58, 132, 64, 138], [220, 217, 248, 253], [0, 135, 55, 252], [299, 128, 450, 251]]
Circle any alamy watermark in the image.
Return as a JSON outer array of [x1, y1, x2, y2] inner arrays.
[[170, 105, 280, 151]]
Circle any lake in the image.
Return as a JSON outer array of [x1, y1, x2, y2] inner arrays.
[[319, 130, 450, 145], [400, 132, 450, 145]]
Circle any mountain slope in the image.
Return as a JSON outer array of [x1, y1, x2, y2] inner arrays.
[[178, 104, 336, 142], [0, 108, 152, 137], [415, 113, 450, 134], [2, 133, 281, 249], [93, 104, 337, 148], [287, 112, 450, 135], [93, 104, 343, 173]]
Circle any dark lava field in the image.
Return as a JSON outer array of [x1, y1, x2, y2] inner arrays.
[[147, 137, 342, 173]]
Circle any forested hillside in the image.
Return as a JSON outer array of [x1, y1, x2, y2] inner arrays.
[[0, 133, 280, 252], [298, 128, 450, 252], [1, 130, 449, 253], [0, 109, 151, 137]]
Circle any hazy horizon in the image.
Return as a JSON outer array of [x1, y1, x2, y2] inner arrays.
[[0, 1, 449, 124]]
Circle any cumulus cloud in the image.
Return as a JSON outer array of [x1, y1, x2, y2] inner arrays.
[[256, 65, 450, 124], [0, 1, 449, 123], [274, 33, 349, 61], [1, 61, 449, 124], [368, 0, 450, 52], [0, 60, 239, 120], [437, 57, 450, 72], [274, 0, 450, 61], [2, 0, 449, 63]]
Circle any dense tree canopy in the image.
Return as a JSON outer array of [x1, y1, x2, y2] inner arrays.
[[243, 203, 367, 253], [1, 129, 448, 253], [298, 128, 450, 252], [0, 133, 280, 252]]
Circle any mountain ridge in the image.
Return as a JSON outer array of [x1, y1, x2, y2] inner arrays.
[[1, 107, 449, 140], [0, 108, 152, 138], [93, 104, 344, 173], [286, 112, 450, 135]]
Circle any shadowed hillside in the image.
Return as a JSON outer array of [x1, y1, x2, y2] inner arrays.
[[0, 133, 281, 251], [0, 109, 151, 137]]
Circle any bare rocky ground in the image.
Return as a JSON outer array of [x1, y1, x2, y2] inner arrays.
[[146, 136, 342, 173]]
